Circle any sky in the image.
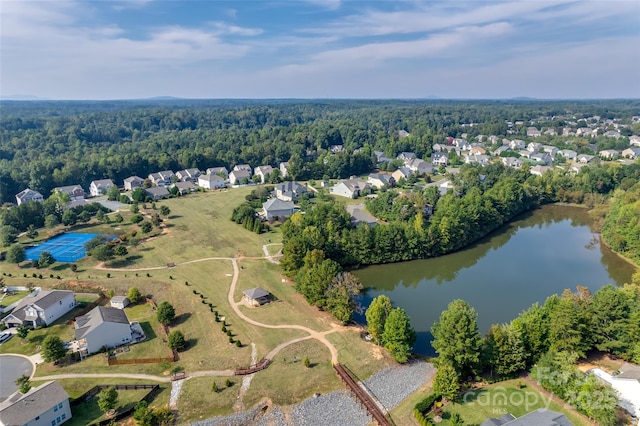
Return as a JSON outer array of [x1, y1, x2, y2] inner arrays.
[[1, 0, 639, 100]]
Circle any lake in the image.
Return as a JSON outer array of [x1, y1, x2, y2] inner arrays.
[[353, 205, 637, 356]]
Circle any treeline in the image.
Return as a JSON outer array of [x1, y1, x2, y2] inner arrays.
[[2, 99, 639, 204], [602, 182, 640, 262]]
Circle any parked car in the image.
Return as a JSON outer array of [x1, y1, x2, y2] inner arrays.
[[0, 332, 13, 345]]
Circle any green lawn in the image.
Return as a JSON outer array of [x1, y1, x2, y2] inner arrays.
[[432, 379, 591, 426], [178, 376, 240, 421], [0, 290, 29, 308]]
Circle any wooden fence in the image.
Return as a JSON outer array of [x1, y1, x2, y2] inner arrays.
[[107, 355, 176, 365]]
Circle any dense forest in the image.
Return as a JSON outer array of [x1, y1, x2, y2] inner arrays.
[[602, 183, 640, 262], [2, 99, 640, 204]]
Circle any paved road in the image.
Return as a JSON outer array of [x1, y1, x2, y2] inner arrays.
[[0, 355, 34, 402]]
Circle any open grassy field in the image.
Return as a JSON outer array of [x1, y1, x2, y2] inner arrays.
[[178, 376, 240, 420]]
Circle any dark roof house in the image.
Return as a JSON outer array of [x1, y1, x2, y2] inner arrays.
[[243, 287, 271, 306]]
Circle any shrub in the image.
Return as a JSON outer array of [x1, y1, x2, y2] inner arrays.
[[192, 289, 197, 294], [226, 330, 232, 336], [211, 381, 218, 392], [415, 393, 440, 413], [304, 357, 310, 368], [221, 326, 227, 333], [235, 340, 241, 347], [228, 336, 234, 344], [225, 379, 233, 387]]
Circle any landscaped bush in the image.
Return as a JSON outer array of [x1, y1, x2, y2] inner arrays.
[[415, 393, 441, 413]]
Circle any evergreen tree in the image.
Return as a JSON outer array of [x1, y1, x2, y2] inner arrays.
[[381, 307, 416, 363], [365, 295, 393, 345]]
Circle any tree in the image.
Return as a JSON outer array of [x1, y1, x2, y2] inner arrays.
[[6, 244, 25, 263], [433, 364, 460, 401], [0, 225, 18, 247], [107, 185, 120, 201], [381, 307, 416, 363], [484, 323, 526, 377], [141, 221, 153, 233], [91, 244, 114, 261], [325, 271, 363, 323], [25, 224, 38, 239], [16, 324, 30, 339], [41, 335, 66, 363], [98, 386, 118, 414], [61, 210, 77, 226], [130, 214, 143, 224], [38, 251, 55, 268], [159, 205, 171, 216], [431, 299, 483, 378], [157, 301, 176, 325], [133, 401, 155, 426], [128, 286, 141, 303], [44, 214, 59, 228], [168, 330, 186, 350], [365, 295, 393, 345], [114, 245, 128, 257], [114, 213, 124, 223], [15, 375, 31, 394]]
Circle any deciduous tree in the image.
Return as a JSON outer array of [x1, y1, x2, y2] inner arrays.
[[41, 335, 66, 363], [157, 301, 176, 325], [381, 307, 416, 363], [365, 295, 393, 345]]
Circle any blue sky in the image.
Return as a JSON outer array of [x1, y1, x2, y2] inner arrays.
[[2, 0, 639, 99]]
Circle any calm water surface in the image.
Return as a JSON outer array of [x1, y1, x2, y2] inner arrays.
[[353, 205, 636, 356]]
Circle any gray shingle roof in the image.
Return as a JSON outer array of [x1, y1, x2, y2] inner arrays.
[[263, 198, 294, 211], [74, 306, 130, 340], [0, 381, 69, 425], [243, 287, 269, 300]]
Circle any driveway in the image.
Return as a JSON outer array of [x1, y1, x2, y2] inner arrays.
[[0, 355, 34, 402]]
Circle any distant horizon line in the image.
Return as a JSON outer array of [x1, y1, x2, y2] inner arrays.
[[2, 96, 640, 102]]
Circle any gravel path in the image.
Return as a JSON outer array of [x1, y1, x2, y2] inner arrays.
[[363, 359, 436, 410], [190, 359, 435, 425], [170, 379, 184, 409]]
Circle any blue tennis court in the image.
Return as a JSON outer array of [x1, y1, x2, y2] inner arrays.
[[25, 233, 103, 263]]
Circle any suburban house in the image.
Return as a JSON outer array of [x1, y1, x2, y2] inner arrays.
[[123, 176, 144, 191], [279, 162, 290, 178], [0, 380, 71, 426], [242, 287, 271, 306], [198, 174, 225, 190], [559, 149, 577, 160], [531, 152, 552, 165], [530, 165, 553, 176], [493, 146, 510, 156], [144, 186, 170, 200], [599, 149, 619, 160], [509, 139, 526, 150], [172, 181, 196, 195], [229, 170, 251, 185], [526, 127, 542, 138], [346, 204, 377, 227], [53, 185, 85, 201], [263, 198, 295, 220], [398, 129, 410, 138], [577, 154, 597, 164], [254, 165, 274, 184], [148, 170, 175, 187], [569, 163, 588, 174], [544, 128, 557, 136], [431, 144, 446, 152], [330, 144, 344, 154], [175, 168, 201, 182], [206, 167, 229, 178], [469, 146, 486, 155], [330, 178, 371, 199], [407, 158, 434, 174], [439, 180, 456, 196], [397, 152, 416, 163], [622, 147, 640, 159], [590, 364, 640, 421], [392, 167, 413, 182], [233, 164, 252, 173], [629, 135, 640, 147], [274, 181, 307, 202], [373, 151, 392, 163], [1, 290, 75, 328], [367, 173, 395, 189], [481, 409, 572, 426], [502, 157, 523, 169], [465, 154, 490, 166], [431, 152, 449, 166], [74, 306, 133, 355], [15, 188, 44, 205], [604, 130, 621, 138], [110, 296, 130, 309], [527, 142, 542, 152], [89, 179, 115, 197], [542, 145, 559, 156]]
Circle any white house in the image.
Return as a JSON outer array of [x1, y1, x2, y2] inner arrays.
[[206, 167, 229, 178], [559, 149, 577, 160], [274, 181, 307, 202], [577, 154, 597, 164], [407, 158, 434, 174], [123, 176, 144, 191], [53, 185, 85, 201], [15, 188, 44, 205], [622, 147, 640, 159], [367, 173, 395, 189], [89, 179, 115, 197], [229, 170, 251, 185], [148, 170, 175, 187], [629, 135, 640, 147], [0, 380, 71, 426], [530, 165, 552, 176], [330, 178, 371, 199], [397, 152, 416, 163], [263, 198, 294, 220], [590, 365, 640, 421], [254, 165, 274, 183], [599, 149, 619, 160], [233, 164, 252, 173], [526, 127, 541, 137], [1, 290, 76, 328], [74, 306, 133, 355], [198, 173, 226, 190], [542, 145, 559, 156], [431, 152, 449, 166], [509, 140, 526, 150], [502, 157, 522, 168], [279, 162, 290, 178]]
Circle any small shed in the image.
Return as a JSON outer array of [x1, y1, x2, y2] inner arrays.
[[242, 287, 271, 306], [110, 296, 130, 309]]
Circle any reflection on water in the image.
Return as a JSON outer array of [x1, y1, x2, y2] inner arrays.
[[353, 205, 636, 356]]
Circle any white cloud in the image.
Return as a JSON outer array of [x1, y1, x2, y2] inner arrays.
[[304, 0, 342, 11]]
